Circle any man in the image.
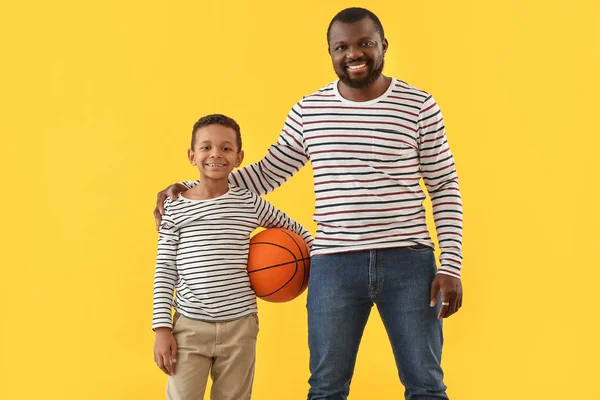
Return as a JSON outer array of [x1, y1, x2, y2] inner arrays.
[[155, 7, 463, 400]]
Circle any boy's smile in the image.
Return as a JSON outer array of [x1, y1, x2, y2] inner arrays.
[[188, 124, 244, 184]]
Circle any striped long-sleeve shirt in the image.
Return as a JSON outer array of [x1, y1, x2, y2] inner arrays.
[[187, 78, 463, 278], [152, 187, 313, 330]]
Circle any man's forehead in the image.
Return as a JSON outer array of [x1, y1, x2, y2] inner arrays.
[[329, 18, 379, 41]]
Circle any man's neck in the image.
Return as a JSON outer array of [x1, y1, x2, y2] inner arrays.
[[337, 75, 392, 102]]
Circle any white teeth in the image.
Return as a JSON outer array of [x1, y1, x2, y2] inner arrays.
[[348, 64, 366, 70], [206, 163, 225, 167]]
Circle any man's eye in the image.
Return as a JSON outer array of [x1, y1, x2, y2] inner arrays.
[[361, 41, 375, 47], [335, 45, 347, 51]]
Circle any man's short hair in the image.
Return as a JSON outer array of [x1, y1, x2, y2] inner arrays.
[[326, 7, 385, 44]]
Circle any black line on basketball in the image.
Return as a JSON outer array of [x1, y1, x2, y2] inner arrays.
[[250, 241, 296, 259], [260, 265, 299, 297], [250, 258, 299, 297], [276, 229, 310, 297], [247, 257, 311, 273]]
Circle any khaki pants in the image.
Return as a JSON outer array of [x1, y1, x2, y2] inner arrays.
[[166, 313, 259, 400]]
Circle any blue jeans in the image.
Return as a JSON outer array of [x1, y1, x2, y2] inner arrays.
[[307, 246, 448, 400]]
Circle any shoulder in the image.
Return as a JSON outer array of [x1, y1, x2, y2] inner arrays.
[[160, 197, 182, 230], [162, 195, 189, 219], [391, 77, 432, 98], [300, 82, 337, 104]]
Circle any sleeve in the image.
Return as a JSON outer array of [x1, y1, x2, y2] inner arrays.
[[151, 201, 180, 330], [253, 194, 314, 249], [229, 102, 309, 195], [418, 95, 464, 279], [181, 102, 309, 194]]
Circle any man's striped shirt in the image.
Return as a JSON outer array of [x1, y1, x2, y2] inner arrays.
[[226, 78, 463, 278], [152, 187, 313, 330]]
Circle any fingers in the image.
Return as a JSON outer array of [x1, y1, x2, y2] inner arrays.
[[166, 183, 184, 200], [165, 353, 175, 375], [155, 352, 171, 375], [154, 207, 162, 231], [429, 279, 440, 308], [438, 296, 450, 319], [157, 191, 167, 214], [170, 339, 178, 373], [155, 190, 168, 230], [154, 331, 177, 375], [431, 274, 463, 319], [439, 291, 463, 319]]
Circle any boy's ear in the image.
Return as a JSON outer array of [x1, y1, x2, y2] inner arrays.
[[235, 150, 244, 167], [188, 148, 196, 165]]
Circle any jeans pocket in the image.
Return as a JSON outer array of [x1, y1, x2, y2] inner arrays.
[[406, 244, 432, 252]]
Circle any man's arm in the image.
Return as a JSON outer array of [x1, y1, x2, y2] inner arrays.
[[231, 103, 308, 195], [154, 103, 308, 228], [418, 95, 464, 318], [254, 194, 314, 249]]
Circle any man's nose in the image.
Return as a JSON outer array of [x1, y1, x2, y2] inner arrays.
[[346, 45, 364, 60]]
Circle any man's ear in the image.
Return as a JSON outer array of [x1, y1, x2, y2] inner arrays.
[[382, 38, 388, 55]]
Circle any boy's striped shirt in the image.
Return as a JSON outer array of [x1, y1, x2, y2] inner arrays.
[[152, 187, 312, 330]]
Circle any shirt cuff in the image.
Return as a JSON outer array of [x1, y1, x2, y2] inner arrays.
[[436, 266, 461, 279]]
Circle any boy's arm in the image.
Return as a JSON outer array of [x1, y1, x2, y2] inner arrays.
[[418, 95, 463, 279], [253, 194, 313, 249], [152, 202, 179, 330], [183, 102, 309, 195]]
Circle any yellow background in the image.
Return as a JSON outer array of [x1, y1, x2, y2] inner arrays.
[[1, 0, 599, 399]]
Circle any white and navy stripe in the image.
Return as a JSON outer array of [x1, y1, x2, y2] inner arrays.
[[188, 78, 463, 278], [152, 187, 313, 330]]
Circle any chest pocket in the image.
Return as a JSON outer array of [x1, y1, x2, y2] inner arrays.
[[369, 128, 419, 163]]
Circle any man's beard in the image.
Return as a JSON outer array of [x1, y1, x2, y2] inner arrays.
[[337, 58, 385, 89]]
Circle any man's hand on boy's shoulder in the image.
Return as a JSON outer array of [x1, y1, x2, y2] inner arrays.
[[154, 327, 178, 375], [154, 183, 187, 229]]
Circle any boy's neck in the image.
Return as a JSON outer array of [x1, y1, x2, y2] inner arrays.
[[183, 179, 229, 200]]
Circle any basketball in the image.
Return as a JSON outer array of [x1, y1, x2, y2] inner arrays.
[[247, 228, 311, 302]]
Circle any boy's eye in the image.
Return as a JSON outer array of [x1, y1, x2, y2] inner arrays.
[[223, 147, 232, 151], [201, 146, 210, 150]]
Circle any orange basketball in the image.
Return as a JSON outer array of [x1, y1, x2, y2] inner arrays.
[[247, 228, 310, 302]]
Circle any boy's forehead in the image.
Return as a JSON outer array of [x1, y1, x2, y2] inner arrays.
[[195, 124, 236, 140]]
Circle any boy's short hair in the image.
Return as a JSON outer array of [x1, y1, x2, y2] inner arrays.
[[191, 114, 242, 151], [326, 7, 385, 44]]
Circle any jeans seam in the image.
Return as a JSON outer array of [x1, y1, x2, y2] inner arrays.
[[374, 250, 383, 296], [368, 250, 376, 298]]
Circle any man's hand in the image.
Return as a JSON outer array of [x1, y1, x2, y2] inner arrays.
[[154, 183, 187, 230], [430, 274, 463, 319], [154, 328, 178, 375]]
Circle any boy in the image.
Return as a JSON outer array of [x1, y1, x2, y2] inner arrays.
[[152, 114, 312, 400]]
